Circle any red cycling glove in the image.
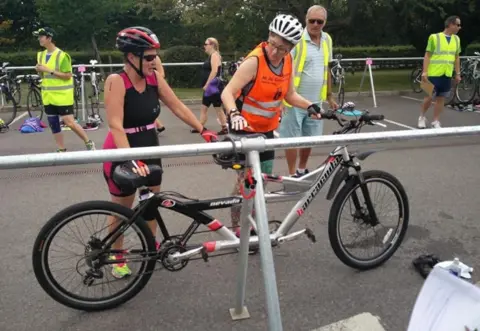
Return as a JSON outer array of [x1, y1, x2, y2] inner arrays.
[[200, 127, 218, 143]]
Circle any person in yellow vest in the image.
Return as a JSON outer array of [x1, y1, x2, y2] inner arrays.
[[33, 27, 95, 152], [278, 5, 339, 177], [419, 16, 462, 129]]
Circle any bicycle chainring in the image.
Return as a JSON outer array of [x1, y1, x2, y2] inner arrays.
[[159, 242, 189, 272]]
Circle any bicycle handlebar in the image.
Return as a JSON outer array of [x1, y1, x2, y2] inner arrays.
[[321, 109, 384, 122]]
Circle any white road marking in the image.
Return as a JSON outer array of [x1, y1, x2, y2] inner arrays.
[[10, 111, 28, 124], [384, 118, 416, 130], [401, 95, 430, 103], [312, 312, 386, 331]]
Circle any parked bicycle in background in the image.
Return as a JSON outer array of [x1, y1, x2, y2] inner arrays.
[[0, 62, 20, 126], [15, 73, 44, 120]]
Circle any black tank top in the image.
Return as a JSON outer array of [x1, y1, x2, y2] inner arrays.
[[201, 53, 222, 86], [119, 71, 161, 149]]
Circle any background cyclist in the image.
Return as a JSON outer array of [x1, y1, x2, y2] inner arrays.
[[221, 14, 323, 234], [103, 26, 217, 278]]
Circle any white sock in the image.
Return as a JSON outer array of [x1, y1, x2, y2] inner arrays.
[[297, 168, 306, 173]]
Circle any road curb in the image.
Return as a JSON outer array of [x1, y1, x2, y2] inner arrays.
[[311, 313, 386, 331]]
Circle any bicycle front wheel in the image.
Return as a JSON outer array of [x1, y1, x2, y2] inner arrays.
[[27, 88, 44, 120], [32, 201, 157, 311], [328, 170, 409, 270]]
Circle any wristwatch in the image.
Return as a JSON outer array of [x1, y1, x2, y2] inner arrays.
[[229, 108, 240, 116]]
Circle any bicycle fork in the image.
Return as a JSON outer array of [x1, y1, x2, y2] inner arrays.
[[350, 167, 380, 227]]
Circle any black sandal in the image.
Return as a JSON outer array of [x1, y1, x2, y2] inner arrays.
[[412, 254, 442, 279]]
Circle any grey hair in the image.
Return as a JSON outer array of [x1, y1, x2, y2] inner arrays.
[[306, 5, 327, 20], [444, 15, 460, 28]]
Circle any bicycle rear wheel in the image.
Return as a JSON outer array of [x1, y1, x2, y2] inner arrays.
[[328, 170, 409, 270], [410, 67, 423, 93], [455, 73, 477, 103], [27, 88, 44, 120], [0, 88, 17, 126], [32, 201, 157, 311]]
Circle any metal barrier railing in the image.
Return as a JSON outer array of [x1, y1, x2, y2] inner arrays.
[[1, 126, 480, 331]]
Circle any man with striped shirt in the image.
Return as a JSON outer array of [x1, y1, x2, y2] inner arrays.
[[278, 5, 338, 177]]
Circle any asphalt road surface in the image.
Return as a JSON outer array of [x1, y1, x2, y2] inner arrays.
[[0, 94, 479, 331]]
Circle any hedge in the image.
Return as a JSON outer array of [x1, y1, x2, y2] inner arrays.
[[2, 44, 479, 87]]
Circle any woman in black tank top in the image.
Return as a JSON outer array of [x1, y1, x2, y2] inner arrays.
[[192, 37, 228, 135], [102, 26, 218, 279]]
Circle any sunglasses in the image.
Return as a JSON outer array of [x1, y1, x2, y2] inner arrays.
[[142, 54, 157, 62], [308, 19, 325, 25], [204, 43, 210, 46]]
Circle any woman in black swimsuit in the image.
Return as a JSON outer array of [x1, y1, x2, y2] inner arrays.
[[102, 26, 217, 278]]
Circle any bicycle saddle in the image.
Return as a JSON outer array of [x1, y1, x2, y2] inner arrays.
[[90, 60, 98, 65], [112, 163, 163, 192], [2, 62, 9, 68]]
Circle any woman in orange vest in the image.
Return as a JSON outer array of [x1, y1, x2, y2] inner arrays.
[[221, 14, 323, 235]]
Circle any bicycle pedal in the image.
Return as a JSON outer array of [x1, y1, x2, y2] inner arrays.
[[305, 228, 316, 243], [201, 247, 209, 262]]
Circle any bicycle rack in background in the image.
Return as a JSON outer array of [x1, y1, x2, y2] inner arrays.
[[357, 57, 378, 108], [77, 65, 87, 122]]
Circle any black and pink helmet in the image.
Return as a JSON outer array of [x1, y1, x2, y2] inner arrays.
[[116, 26, 160, 53]]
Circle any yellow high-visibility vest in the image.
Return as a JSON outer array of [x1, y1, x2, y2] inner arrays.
[[427, 33, 460, 78], [37, 48, 74, 106], [284, 31, 332, 107]]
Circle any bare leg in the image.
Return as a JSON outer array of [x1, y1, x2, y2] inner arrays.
[[285, 149, 297, 176], [421, 96, 433, 116], [62, 114, 90, 142], [108, 194, 136, 251], [432, 96, 445, 122], [298, 148, 312, 170]]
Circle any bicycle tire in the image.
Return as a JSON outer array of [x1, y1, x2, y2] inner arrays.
[[90, 86, 100, 117], [328, 170, 409, 270], [410, 67, 423, 93], [32, 200, 157, 311], [74, 86, 81, 120], [27, 88, 44, 120], [338, 82, 345, 107], [455, 74, 477, 103], [0, 90, 17, 126], [11, 81, 22, 106]]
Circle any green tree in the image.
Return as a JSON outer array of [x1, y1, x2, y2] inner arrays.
[[35, 0, 133, 57], [394, 0, 480, 54], [0, 0, 38, 49]]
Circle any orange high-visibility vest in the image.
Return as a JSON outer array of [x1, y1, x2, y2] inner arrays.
[[236, 42, 292, 133]]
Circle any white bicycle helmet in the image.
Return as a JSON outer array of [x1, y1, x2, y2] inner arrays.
[[269, 14, 304, 45]]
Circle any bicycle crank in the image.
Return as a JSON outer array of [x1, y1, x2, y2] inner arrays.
[[277, 227, 316, 244]]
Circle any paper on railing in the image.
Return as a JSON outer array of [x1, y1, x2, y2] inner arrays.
[[407, 265, 480, 331]]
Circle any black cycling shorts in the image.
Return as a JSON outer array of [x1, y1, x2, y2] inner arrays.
[[202, 93, 222, 108]]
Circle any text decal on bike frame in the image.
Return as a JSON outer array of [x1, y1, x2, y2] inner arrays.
[[300, 155, 343, 212]]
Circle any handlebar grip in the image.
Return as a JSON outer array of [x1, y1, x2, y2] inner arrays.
[[362, 114, 384, 121], [321, 110, 337, 120]]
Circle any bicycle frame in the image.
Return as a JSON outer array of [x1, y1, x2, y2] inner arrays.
[[102, 144, 368, 265]]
